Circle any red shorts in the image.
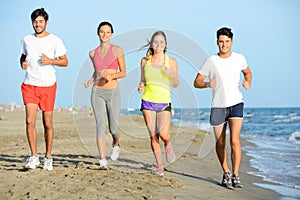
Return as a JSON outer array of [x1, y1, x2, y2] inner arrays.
[[21, 83, 57, 111]]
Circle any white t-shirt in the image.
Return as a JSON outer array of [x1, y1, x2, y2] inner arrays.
[[21, 33, 67, 86], [199, 52, 248, 108]]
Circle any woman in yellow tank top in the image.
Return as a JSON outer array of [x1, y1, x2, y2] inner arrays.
[[138, 31, 179, 176]]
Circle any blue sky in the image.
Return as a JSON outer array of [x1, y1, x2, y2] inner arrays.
[[0, 0, 299, 108]]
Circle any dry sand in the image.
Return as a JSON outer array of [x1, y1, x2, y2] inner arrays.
[[0, 110, 281, 200]]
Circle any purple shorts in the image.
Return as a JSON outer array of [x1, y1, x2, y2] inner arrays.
[[140, 100, 171, 112]]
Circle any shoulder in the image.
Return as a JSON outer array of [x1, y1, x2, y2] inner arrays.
[[231, 52, 247, 63], [89, 48, 97, 58], [168, 56, 177, 65], [112, 44, 124, 55], [141, 56, 149, 66], [201, 55, 216, 68], [48, 33, 62, 41], [232, 52, 245, 58], [46, 34, 65, 45], [210, 54, 219, 60], [22, 34, 35, 41]]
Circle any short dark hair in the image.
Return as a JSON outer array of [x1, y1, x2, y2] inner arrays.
[[217, 27, 233, 40], [31, 8, 49, 22], [97, 21, 114, 35]]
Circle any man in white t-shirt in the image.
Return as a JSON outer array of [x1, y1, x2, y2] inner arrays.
[[20, 8, 68, 171], [194, 27, 252, 189]]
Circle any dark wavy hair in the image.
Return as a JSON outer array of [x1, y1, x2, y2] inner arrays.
[[97, 21, 114, 36], [217, 27, 233, 40], [31, 8, 49, 22]]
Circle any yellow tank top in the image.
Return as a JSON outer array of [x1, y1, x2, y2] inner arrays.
[[142, 55, 171, 103]]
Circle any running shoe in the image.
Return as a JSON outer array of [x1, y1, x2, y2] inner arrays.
[[99, 159, 108, 170], [221, 172, 234, 189], [165, 143, 176, 163], [43, 157, 53, 171], [25, 155, 40, 169], [152, 164, 164, 176], [110, 145, 120, 161], [232, 174, 244, 188]]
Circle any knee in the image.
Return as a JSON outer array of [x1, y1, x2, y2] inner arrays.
[[111, 131, 119, 137], [109, 126, 119, 137], [158, 131, 170, 141], [216, 139, 226, 150], [97, 132, 105, 138], [26, 118, 35, 127], [150, 135, 159, 143], [230, 137, 241, 148], [43, 120, 53, 130], [96, 127, 105, 138]]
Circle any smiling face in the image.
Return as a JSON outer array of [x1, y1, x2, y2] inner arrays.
[[32, 16, 47, 35], [98, 25, 113, 43], [152, 34, 166, 54], [217, 35, 233, 57]]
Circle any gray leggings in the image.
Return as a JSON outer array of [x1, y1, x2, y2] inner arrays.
[[91, 86, 120, 138]]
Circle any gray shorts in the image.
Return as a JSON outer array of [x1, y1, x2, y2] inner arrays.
[[210, 102, 244, 126]]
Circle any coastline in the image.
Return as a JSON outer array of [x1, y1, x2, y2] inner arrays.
[[0, 110, 281, 199]]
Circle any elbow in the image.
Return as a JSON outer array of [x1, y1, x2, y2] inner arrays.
[[63, 59, 69, 67], [172, 80, 179, 88], [121, 70, 126, 78], [193, 80, 198, 88]]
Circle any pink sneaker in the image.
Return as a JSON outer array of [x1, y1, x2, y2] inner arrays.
[[152, 163, 164, 176], [165, 143, 176, 163]]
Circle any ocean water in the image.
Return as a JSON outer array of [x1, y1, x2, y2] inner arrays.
[[122, 107, 300, 199]]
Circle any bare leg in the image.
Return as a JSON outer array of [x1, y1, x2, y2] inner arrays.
[[228, 118, 243, 175], [97, 137, 106, 160], [142, 110, 163, 166], [112, 135, 120, 147], [43, 111, 54, 158], [157, 111, 176, 163], [25, 104, 38, 156], [156, 111, 171, 145], [214, 123, 230, 173]]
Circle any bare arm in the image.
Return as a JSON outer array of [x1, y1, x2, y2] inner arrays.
[[242, 67, 252, 90], [111, 47, 126, 80], [84, 50, 96, 88], [40, 53, 68, 67], [138, 58, 147, 93], [164, 57, 179, 88], [193, 73, 216, 89]]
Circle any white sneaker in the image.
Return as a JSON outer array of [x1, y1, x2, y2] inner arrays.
[[110, 146, 120, 161], [43, 157, 53, 171], [99, 159, 108, 170], [25, 155, 40, 169]]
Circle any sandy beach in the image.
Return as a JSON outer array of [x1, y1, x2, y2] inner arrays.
[[0, 109, 281, 200]]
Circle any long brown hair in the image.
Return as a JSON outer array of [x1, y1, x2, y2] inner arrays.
[[141, 31, 167, 58]]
